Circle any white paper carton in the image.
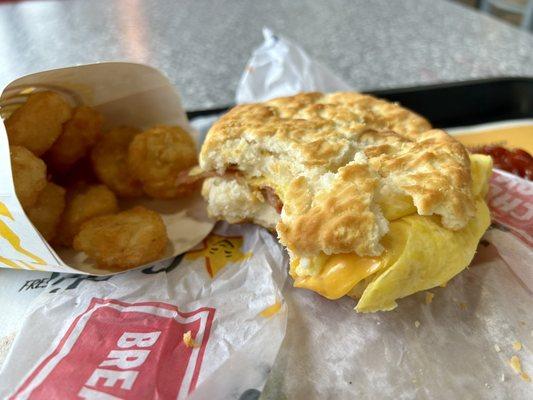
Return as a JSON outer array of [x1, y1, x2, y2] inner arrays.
[[0, 62, 214, 275]]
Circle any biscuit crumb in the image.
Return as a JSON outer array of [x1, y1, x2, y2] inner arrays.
[[508, 355, 531, 382], [260, 301, 282, 318], [0, 332, 17, 366], [183, 331, 200, 348], [414, 321, 420, 328], [425, 292, 434, 304], [494, 344, 501, 352], [513, 341, 522, 351]]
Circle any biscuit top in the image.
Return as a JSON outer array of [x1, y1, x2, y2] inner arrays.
[[200, 92, 475, 258]]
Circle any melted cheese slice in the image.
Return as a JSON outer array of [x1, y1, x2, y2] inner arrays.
[[290, 154, 492, 312], [291, 255, 381, 299]]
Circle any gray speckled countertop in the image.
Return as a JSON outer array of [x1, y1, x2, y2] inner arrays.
[[1, 0, 533, 110]]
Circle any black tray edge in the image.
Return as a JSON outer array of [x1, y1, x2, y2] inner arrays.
[[186, 77, 533, 128]]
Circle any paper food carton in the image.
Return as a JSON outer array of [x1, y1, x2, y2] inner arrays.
[[0, 63, 214, 275]]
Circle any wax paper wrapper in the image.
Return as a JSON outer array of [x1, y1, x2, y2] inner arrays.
[[237, 29, 532, 399], [0, 62, 214, 275], [0, 222, 288, 399]]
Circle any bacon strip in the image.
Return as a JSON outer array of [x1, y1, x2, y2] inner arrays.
[[261, 186, 283, 214], [174, 167, 217, 187]]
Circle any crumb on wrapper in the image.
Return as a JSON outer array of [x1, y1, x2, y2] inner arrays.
[[508, 355, 531, 382], [183, 330, 200, 348]]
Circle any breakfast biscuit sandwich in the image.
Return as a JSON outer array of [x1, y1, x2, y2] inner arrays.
[[198, 92, 492, 312]]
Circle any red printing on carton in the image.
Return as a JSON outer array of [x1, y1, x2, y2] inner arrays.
[[489, 169, 533, 246], [11, 298, 215, 400]]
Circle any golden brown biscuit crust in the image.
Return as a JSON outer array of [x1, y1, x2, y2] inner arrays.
[[200, 92, 474, 257], [277, 161, 387, 257]]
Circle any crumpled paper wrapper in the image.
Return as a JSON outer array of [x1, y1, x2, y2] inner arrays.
[[0, 223, 288, 399], [239, 29, 532, 399]]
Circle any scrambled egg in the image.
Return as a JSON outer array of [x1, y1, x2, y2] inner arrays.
[[290, 154, 492, 312]]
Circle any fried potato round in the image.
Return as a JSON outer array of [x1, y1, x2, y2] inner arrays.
[[54, 184, 118, 247], [128, 125, 197, 199], [73, 206, 168, 270], [25, 182, 66, 241], [10, 145, 47, 208], [91, 126, 143, 197], [46, 106, 104, 172], [5, 91, 72, 156]]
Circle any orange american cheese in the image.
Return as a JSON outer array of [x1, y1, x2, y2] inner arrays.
[[290, 255, 380, 300]]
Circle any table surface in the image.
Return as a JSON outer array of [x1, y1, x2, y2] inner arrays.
[[1, 0, 533, 110]]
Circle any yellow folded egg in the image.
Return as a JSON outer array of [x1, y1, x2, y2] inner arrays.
[[470, 154, 493, 198], [355, 198, 490, 312]]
